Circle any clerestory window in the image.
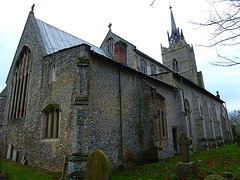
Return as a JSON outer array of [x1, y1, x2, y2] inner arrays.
[[140, 59, 147, 74]]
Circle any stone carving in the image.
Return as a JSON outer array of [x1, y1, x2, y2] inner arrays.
[[176, 132, 196, 179], [85, 150, 111, 180], [177, 132, 192, 162]]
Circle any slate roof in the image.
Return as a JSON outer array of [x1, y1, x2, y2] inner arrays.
[[36, 18, 111, 58]]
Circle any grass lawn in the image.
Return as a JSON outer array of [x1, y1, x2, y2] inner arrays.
[[112, 144, 240, 179], [1, 159, 61, 180], [1, 144, 239, 179]]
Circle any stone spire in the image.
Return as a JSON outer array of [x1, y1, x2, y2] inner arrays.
[[167, 6, 184, 46]]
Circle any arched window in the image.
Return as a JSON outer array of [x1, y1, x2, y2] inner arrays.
[[11, 46, 31, 119], [42, 104, 60, 139], [172, 59, 179, 72], [140, 59, 147, 73], [107, 38, 113, 53], [150, 64, 156, 75], [154, 94, 167, 138]]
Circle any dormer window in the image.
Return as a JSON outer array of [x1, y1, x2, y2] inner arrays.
[[107, 38, 113, 53], [172, 59, 179, 72]]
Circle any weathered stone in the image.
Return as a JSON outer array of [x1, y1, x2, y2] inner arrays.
[[12, 150, 18, 162], [204, 174, 226, 180], [176, 161, 196, 180], [124, 148, 134, 164], [222, 172, 233, 180], [84, 150, 111, 180], [21, 156, 27, 165], [176, 132, 196, 179], [177, 132, 192, 162], [6, 144, 12, 159]]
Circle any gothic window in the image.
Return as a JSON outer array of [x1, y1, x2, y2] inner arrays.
[[154, 94, 167, 138], [172, 59, 179, 72], [150, 64, 156, 75], [11, 47, 31, 119], [107, 38, 113, 53], [140, 59, 147, 73], [42, 104, 60, 139]]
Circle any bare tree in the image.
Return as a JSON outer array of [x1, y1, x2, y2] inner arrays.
[[195, 0, 240, 66], [229, 109, 240, 125]]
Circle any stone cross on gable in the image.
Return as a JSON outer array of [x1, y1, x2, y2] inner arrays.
[[177, 132, 192, 162]]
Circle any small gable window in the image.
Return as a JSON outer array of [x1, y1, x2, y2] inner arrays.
[[140, 59, 147, 74], [42, 104, 60, 139], [150, 64, 156, 75], [107, 38, 114, 53], [172, 59, 179, 72]]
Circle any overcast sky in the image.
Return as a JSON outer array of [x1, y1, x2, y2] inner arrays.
[[0, 0, 239, 112]]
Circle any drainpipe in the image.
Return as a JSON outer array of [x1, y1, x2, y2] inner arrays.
[[118, 66, 123, 168]]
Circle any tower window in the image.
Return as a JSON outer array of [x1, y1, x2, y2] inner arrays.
[[172, 59, 179, 72]]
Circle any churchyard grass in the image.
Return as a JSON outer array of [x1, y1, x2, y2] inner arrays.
[[112, 144, 240, 179], [1, 159, 61, 180]]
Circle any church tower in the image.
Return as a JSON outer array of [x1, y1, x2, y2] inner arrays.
[[161, 7, 204, 88]]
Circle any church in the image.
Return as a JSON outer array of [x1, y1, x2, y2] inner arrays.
[[0, 6, 233, 175]]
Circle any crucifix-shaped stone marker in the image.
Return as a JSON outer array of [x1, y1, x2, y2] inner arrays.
[[177, 132, 192, 162]]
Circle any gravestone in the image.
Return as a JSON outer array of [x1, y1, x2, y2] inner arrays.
[[6, 144, 12, 159], [124, 148, 134, 164], [85, 150, 111, 180], [204, 174, 226, 180], [12, 150, 18, 162], [176, 132, 196, 179], [21, 156, 27, 165], [236, 136, 240, 146]]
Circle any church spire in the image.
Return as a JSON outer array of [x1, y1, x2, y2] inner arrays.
[[170, 6, 177, 31], [167, 6, 184, 46]]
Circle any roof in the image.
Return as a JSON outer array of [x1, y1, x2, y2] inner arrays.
[[36, 18, 111, 58]]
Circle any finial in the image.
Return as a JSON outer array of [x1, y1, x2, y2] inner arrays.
[[108, 23, 112, 32], [169, 5, 172, 10], [31, 4, 35, 13]]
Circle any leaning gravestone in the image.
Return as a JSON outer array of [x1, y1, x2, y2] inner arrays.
[[176, 132, 196, 179], [6, 144, 12, 159], [85, 150, 111, 180], [12, 150, 18, 162]]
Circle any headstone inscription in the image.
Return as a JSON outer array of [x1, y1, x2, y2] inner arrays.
[[176, 132, 196, 180], [84, 150, 111, 180]]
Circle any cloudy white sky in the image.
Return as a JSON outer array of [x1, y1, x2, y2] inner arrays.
[[0, 0, 239, 112]]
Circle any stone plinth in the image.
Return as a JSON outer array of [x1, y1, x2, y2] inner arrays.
[[176, 161, 196, 179]]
